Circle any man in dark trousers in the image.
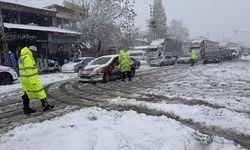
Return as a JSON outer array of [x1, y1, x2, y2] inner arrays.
[[18, 45, 54, 114]]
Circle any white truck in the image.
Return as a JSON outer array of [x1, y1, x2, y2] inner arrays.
[[146, 39, 182, 67], [200, 40, 221, 64], [127, 48, 146, 61]]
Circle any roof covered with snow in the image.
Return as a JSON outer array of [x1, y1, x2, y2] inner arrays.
[[150, 39, 165, 46], [4, 23, 82, 35], [130, 45, 158, 50]]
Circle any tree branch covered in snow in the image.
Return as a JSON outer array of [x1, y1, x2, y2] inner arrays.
[[70, 0, 137, 56], [168, 19, 190, 42]]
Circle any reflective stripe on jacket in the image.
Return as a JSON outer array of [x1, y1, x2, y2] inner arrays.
[[18, 47, 46, 100], [118, 50, 131, 72]]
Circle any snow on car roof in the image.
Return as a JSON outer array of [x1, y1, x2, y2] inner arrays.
[[100, 55, 118, 58]]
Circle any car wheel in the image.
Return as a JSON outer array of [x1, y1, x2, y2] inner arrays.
[[0, 73, 13, 85], [203, 60, 207, 64], [160, 62, 164, 66], [77, 67, 82, 73], [103, 72, 110, 82], [130, 69, 136, 78]]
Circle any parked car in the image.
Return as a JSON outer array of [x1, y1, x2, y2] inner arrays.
[[242, 51, 249, 56], [61, 57, 94, 73], [219, 48, 233, 60], [130, 57, 141, 69], [177, 55, 191, 64], [78, 55, 136, 82], [150, 55, 175, 67], [0, 65, 18, 85]]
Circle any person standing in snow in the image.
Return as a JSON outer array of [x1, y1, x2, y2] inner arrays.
[[18, 45, 54, 114], [189, 49, 197, 66], [118, 49, 132, 82]]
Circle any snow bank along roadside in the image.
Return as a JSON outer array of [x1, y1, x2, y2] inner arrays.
[[0, 108, 241, 150], [0, 73, 78, 95], [110, 97, 250, 135]]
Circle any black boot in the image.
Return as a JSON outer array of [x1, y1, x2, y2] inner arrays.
[[41, 99, 54, 111], [23, 107, 36, 114], [22, 94, 36, 114]]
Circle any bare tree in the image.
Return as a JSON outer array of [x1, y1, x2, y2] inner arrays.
[[71, 0, 136, 56], [168, 19, 190, 42]]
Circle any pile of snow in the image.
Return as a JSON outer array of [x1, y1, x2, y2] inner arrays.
[[0, 108, 241, 150], [0, 73, 77, 94], [111, 98, 250, 135], [240, 55, 250, 60]]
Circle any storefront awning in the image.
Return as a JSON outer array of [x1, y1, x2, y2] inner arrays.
[[4, 23, 82, 35]]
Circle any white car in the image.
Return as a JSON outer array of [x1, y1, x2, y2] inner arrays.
[[150, 56, 176, 67], [61, 57, 94, 73], [0, 65, 18, 85], [177, 55, 191, 64]]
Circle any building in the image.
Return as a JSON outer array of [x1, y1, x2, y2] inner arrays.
[[0, 1, 87, 72]]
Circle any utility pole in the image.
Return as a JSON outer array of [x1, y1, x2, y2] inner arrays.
[[0, 9, 8, 65]]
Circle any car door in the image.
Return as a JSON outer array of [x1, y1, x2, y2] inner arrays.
[[163, 56, 169, 65], [165, 56, 172, 65], [110, 57, 121, 78]]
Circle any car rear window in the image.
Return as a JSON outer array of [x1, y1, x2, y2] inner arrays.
[[91, 57, 111, 65]]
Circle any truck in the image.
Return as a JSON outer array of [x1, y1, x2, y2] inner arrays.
[[200, 40, 221, 64], [127, 47, 147, 61], [146, 39, 182, 67]]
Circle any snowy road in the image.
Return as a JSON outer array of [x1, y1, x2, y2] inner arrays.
[[1, 59, 250, 150]]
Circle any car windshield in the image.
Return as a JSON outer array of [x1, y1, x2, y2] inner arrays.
[[90, 57, 111, 65], [73, 59, 83, 63]]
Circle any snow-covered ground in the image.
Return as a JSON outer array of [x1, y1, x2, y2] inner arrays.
[[1, 59, 250, 150], [240, 55, 250, 60], [0, 108, 241, 150], [0, 73, 77, 94]]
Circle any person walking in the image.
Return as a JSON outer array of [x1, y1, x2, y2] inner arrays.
[[18, 46, 54, 114], [189, 49, 197, 66], [118, 50, 132, 82]]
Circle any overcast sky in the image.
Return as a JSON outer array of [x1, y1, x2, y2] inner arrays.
[[1, 0, 250, 45]]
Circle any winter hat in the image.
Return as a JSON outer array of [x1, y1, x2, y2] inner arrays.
[[29, 46, 37, 52]]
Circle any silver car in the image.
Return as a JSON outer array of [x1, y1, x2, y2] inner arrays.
[[61, 57, 94, 73]]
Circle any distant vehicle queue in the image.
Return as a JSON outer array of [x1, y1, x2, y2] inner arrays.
[[0, 39, 249, 85]]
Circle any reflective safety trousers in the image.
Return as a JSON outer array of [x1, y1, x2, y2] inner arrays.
[[18, 47, 46, 100]]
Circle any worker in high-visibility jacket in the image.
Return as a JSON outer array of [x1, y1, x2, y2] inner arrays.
[[189, 49, 197, 66], [118, 50, 132, 82], [18, 46, 53, 114]]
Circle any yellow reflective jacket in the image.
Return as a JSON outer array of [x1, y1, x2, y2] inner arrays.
[[18, 47, 47, 100], [190, 49, 197, 60], [118, 50, 131, 72]]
